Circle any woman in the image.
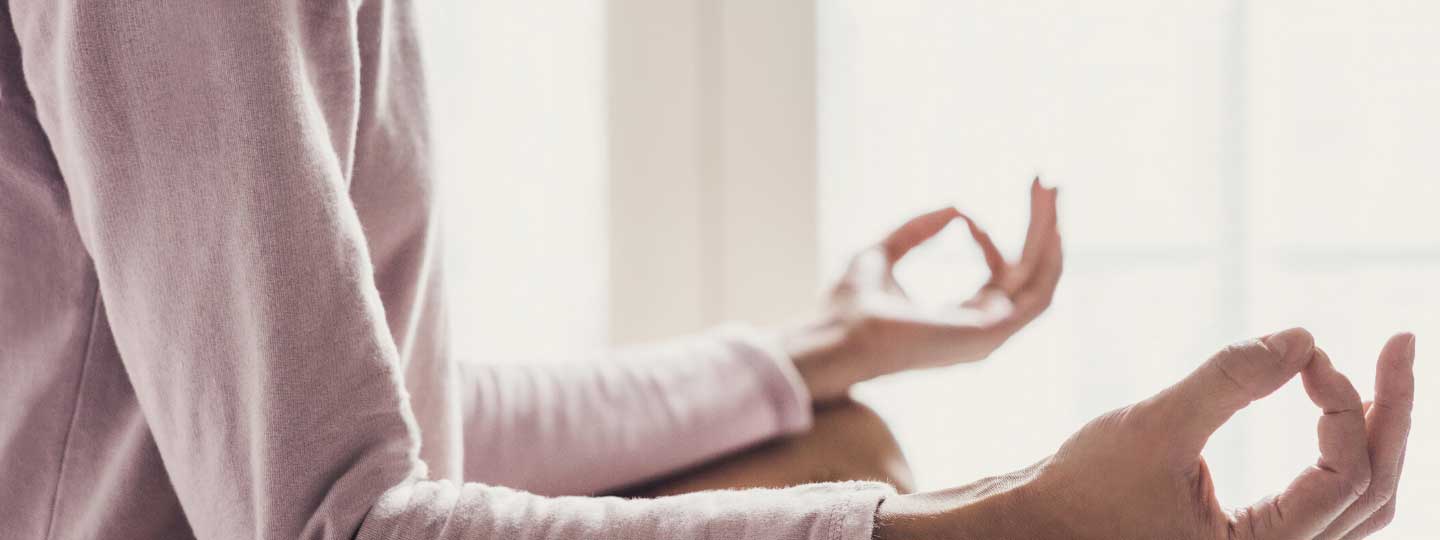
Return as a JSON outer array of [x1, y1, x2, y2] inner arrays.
[[0, 1, 1412, 539]]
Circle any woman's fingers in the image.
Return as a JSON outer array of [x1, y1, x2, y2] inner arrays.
[[1319, 333, 1416, 540], [959, 213, 1007, 287], [1339, 437, 1407, 540], [1010, 187, 1061, 315], [880, 181, 1061, 331], [962, 179, 1060, 296], [1149, 329, 1315, 460], [1338, 499, 1398, 540], [1237, 348, 1371, 539], [1003, 178, 1051, 293], [879, 206, 961, 264]]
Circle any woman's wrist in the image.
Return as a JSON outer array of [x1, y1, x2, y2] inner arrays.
[[780, 313, 876, 403], [872, 468, 1061, 540]]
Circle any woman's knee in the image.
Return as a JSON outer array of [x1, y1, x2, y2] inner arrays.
[[613, 398, 914, 497], [794, 399, 915, 493]]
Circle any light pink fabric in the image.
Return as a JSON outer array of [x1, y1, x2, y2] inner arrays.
[[0, 1, 892, 539]]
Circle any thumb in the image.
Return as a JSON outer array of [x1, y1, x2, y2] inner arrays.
[[1144, 327, 1316, 460]]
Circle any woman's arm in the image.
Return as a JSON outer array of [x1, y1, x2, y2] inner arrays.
[[460, 326, 816, 496], [456, 178, 1063, 497], [8, 1, 887, 538]]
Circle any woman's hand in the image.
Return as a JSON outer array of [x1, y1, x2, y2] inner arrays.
[[875, 329, 1416, 540], [786, 178, 1062, 402]]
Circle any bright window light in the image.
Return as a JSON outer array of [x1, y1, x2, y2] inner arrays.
[[820, 2, 1438, 537]]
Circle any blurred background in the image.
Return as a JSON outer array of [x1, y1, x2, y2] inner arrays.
[[418, 1, 1438, 537]]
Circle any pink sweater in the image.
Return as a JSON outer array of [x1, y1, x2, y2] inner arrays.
[[0, 1, 891, 539]]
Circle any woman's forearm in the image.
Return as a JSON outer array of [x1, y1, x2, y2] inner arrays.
[[459, 325, 816, 495]]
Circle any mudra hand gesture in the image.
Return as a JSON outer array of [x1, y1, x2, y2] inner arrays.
[[788, 178, 1062, 401], [875, 328, 1415, 540]]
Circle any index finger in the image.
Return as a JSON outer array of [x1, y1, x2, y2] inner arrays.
[[958, 214, 1008, 286], [879, 207, 961, 263], [1237, 348, 1371, 539]]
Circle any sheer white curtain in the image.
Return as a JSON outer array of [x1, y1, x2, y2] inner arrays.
[[820, 2, 1438, 537]]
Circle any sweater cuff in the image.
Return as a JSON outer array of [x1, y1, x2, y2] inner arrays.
[[802, 480, 895, 540], [714, 324, 815, 436]]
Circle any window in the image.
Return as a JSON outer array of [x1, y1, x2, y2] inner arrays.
[[821, 2, 1438, 537], [424, 2, 1435, 536]]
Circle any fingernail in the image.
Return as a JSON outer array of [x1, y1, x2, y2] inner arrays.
[[1406, 333, 1417, 364], [1263, 327, 1311, 360], [1264, 335, 1290, 357]]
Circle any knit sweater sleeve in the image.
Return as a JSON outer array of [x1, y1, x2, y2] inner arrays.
[[8, 1, 890, 539], [460, 325, 816, 496]]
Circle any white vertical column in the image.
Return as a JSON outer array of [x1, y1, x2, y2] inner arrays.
[[607, 0, 708, 343], [708, 0, 820, 329], [608, 0, 819, 344]]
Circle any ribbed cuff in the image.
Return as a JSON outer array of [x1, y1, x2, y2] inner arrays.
[[714, 323, 815, 436], [795, 481, 895, 540]]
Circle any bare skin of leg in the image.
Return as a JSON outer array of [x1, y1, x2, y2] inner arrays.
[[614, 398, 916, 497]]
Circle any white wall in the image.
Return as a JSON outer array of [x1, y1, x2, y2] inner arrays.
[[418, 2, 609, 362]]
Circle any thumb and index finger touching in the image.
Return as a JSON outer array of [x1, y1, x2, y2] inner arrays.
[[879, 206, 962, 264], [874, 181, 1060, 321], [877, 178, 1058, 269], [1144, 328, 1416, 538], [1150, 328, 1412, 457], [1148, 327, 1320, 456]]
